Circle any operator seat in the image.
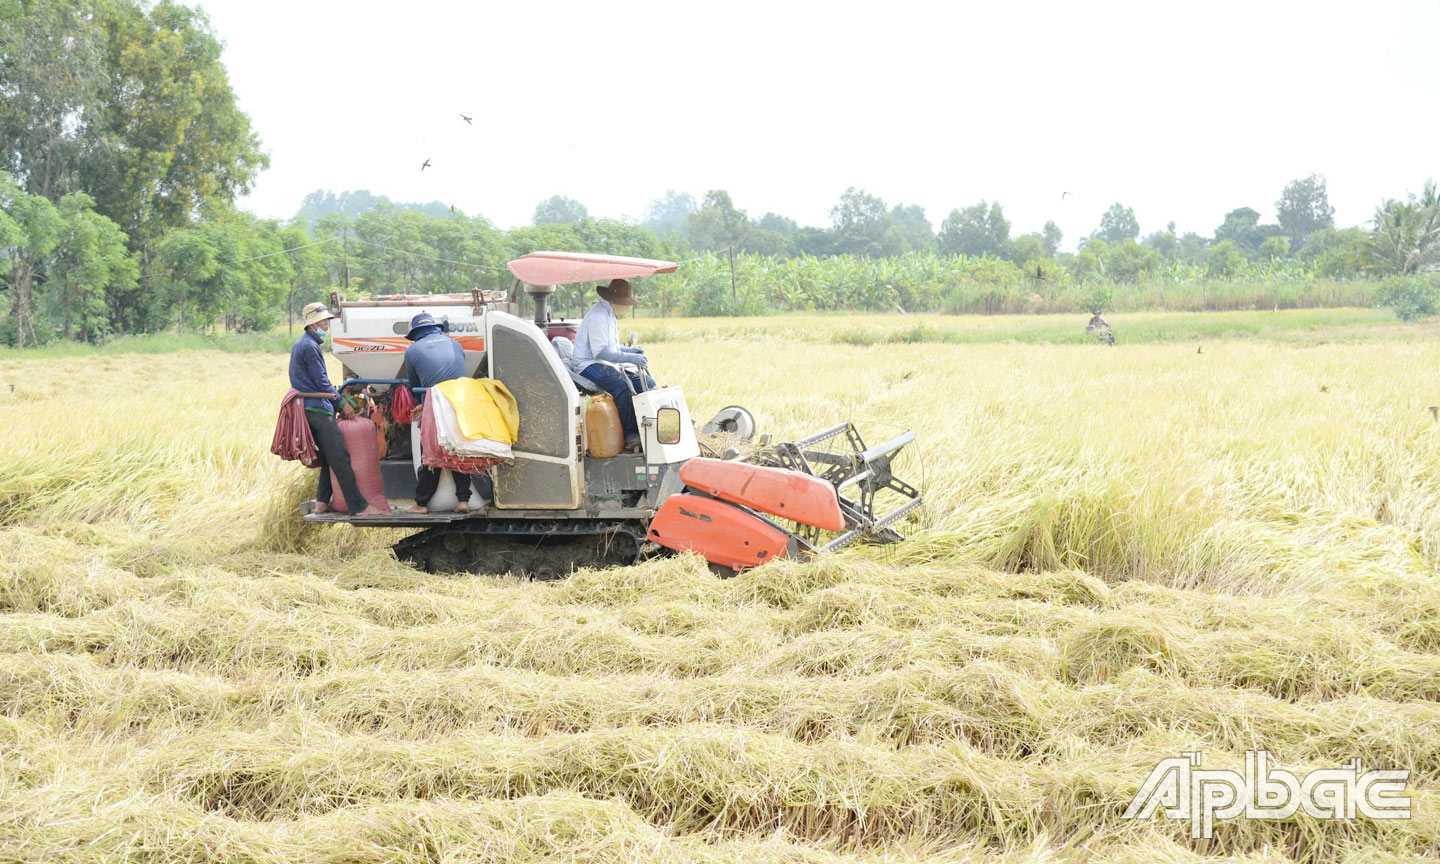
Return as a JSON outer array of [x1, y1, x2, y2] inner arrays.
[[550, 336, 602, 394]]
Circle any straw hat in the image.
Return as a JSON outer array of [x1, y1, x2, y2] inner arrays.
[[302, 302, 337, 328]]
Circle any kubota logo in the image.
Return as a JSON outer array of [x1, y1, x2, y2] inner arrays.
[[678, 506, 712, 523]]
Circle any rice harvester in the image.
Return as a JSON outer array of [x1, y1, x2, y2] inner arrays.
[[302, 251, 923, 577]]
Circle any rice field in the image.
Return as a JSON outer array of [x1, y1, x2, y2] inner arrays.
[[3, 312, 1440, 862]]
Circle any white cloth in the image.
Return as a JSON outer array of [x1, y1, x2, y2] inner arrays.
[[429, 386, 513, 461]]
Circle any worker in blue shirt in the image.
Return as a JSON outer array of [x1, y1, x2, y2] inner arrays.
[[289, 302, 384, 516], [400, 312, 488, 513], [571, 279, 655, 448]]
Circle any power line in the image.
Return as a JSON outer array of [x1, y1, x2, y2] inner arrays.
[[222, 237, 337, 265], [346, 236, 512, 274]]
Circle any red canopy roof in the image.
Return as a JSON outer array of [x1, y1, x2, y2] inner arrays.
[[506, 251, 679, 287]]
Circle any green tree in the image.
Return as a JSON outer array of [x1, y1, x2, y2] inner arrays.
[[1298, 227, 1369, 278], [155, 213, 290, 332], [1010, 234, 1047, 266], [2, 0, 271, 334], [1072, 238, 1109, 282], [1177, 232, 1208, 265], [0, 171, 64, 346], [79, 0, 267, 244], [1275, 174, 1334, 254], [1106, 239, 1161, 282], [224, 216, 292, 332], [741, 229, 792, 257], [0, 0, 106, 202], [1214, 207, 1282, 257], [313, 212, 354, 291], [793, 227, 834, 257], [532, 194, 588, 225], [298, 188, 449, 225], [1143, 221, 1178, 259], [890, 203, 935, 253], [1370, 181, 1440, 275], [1042, 221, 1063, 257], [279, 219, 329, 333], [687, 190, 749, 252], [642, 190, 695, 239], [830, 187, 894, 257], [1257, 236, 1290, 260], [1374, 275, 1440, 321], [49, 192, 137, 342], [938, 201, 1011, 258], [1206, 239, 1244, 278], [1097, 203, 1139, 243], [155, 222, 220, 330], [747, 213, 798, 255], [757, 212, 798, 236]]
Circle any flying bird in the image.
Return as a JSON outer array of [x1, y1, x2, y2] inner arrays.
[[449, 204, 456, 214], [1061, 191, 1071, 201], [460, 113, 472, 125], [421, 159, 431, 171]]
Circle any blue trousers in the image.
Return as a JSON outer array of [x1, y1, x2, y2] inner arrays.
[[581, 364, 655, 437]]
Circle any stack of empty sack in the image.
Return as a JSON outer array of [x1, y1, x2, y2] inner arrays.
[[421, 378, 519, 474]]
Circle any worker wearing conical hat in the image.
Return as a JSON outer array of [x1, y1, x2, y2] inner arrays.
[[570, 279, 655, 449], [289, 302, 385, 516]]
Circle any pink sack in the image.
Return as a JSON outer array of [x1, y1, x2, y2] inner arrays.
[[330, 417, 391, 514]]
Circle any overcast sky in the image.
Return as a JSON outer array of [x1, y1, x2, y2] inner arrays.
[[195, 0, 1439, 251]]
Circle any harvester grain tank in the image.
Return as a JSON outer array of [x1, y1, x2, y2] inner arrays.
[[304, 251, 922, 576]]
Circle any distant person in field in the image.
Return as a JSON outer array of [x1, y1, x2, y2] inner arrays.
[[290, 302, 384, 516], [571, 279, 655, 449], [400, 312, 488, 513], [1086, 309, 1115, 345]]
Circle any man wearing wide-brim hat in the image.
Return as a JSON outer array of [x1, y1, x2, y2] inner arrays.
[[569, 279, 656, 449], [288, 302, 384, 516]]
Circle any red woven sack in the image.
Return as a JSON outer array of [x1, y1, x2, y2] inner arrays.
[[329, 417, 392, 514], [390, 384, 415, 424]]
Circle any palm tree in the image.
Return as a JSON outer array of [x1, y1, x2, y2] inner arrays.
[[1370, 181, 1440, 274]]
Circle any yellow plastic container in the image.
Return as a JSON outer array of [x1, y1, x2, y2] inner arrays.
[[586, 394, 624, 458]]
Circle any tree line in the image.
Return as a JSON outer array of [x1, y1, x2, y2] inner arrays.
[[3, 0, 1439, 347], [624, 178, 1416, 282]]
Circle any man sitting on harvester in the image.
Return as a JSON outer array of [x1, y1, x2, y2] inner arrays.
[[571, 279, 655, 449], [399, 311, 487, 514], [289, 302, 385, 517]]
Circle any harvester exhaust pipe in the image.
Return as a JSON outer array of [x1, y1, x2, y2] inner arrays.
[[519, 280, 555, 328]]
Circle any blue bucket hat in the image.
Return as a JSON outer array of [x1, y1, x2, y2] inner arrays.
[[406, 312, 441, 341]]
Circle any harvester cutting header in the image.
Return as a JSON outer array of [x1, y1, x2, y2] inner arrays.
[[288, 251, 922, 577]]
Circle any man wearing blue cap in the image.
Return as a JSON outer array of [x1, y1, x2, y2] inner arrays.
[[400, 312, 485, 513]]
